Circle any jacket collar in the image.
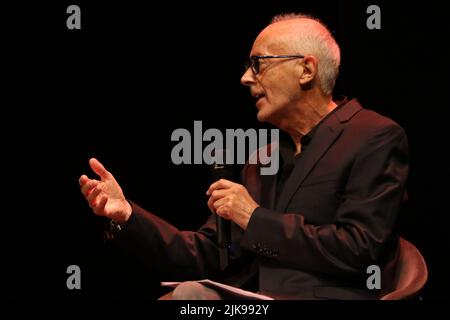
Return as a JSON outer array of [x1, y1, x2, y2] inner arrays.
[[273, 98, 363, 211]]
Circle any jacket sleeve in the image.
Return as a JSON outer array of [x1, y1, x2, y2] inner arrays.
[[110, 203, 221, 280], [240, 124, 409, 276]]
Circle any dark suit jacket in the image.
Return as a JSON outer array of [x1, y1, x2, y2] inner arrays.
[[113, 99, 409, 300]]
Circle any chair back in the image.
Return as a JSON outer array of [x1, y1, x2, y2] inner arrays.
[[380, 238, 428, 300]]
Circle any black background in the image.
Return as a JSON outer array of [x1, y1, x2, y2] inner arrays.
[[3, 0, 449, 301]]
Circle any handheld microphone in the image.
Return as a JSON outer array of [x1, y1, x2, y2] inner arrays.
[[211, 151, 233, 271]]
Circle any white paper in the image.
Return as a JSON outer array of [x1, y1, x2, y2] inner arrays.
[[161, 279, 274, 300]]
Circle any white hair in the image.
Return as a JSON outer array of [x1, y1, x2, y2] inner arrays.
[[271, 13, 341, 96]]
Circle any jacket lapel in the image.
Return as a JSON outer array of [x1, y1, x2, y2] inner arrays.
[[244, 141, 279, 209], [275, 99, 363, 212]]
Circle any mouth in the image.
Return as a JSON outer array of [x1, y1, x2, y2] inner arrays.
[[252, 93, 265, 105]]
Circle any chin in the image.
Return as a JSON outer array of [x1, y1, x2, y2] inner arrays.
[[256, 110, 268, 122], [257, 109, 282, 128], [256, 104, 276, 122]]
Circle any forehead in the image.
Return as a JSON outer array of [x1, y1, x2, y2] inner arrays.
[[251, 33, 290, 55]]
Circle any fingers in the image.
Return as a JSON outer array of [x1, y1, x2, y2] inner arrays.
[[208, 189, 228, 202], [79, 175, 89, 186], [206, 179, 235, 195], [216, 205, 231, 219], [85, 185, 108, 217], [92, 195, 108, 216], [207, 195, 230, 218], [207, 196, 216, 214], [89, 158, 111, 181], [83, 180, 108, 216], [212, 197, 228, 210], [215, 198, 231, 219], [207, 189, 228, 214], [81, 179, 100, 197], [80, 159, 114, 218], [87, 186, 102, 205], [207, 189, 233, 215]]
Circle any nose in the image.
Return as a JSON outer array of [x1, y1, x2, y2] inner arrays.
[[241, 67, 255, 87]]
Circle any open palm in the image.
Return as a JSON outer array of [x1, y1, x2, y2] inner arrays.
[[79, 158, 132, 223]]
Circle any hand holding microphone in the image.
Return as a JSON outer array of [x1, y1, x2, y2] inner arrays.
[[209, 159, 233, 271], [206, 155, 260, 270], [207, 179, 259, 230]]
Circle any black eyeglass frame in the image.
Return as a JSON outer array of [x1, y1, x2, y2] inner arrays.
[[245, 55, 305, 74]]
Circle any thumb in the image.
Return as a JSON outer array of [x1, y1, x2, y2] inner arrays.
[[89, 158, 112, 180]]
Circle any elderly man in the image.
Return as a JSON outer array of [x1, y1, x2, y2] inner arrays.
[[79, 14, 408, 299]]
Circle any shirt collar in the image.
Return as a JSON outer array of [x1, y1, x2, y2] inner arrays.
[[279, 97, 349, 155]]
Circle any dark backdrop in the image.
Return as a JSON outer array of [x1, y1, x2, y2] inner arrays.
[[3, 0, 449, 300]]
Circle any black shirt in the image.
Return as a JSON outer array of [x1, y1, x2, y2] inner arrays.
[[274, 99, 348, 207]]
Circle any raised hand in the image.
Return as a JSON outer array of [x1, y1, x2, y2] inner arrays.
[[79, 158, 132, 223]]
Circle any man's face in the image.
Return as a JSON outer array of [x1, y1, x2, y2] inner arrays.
[[241, 23, 304, 125]]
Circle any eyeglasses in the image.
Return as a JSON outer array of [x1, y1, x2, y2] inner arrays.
[[245, 55, 305, 75]]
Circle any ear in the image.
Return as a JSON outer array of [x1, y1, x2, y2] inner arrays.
[[298, 56, 318, 86]]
